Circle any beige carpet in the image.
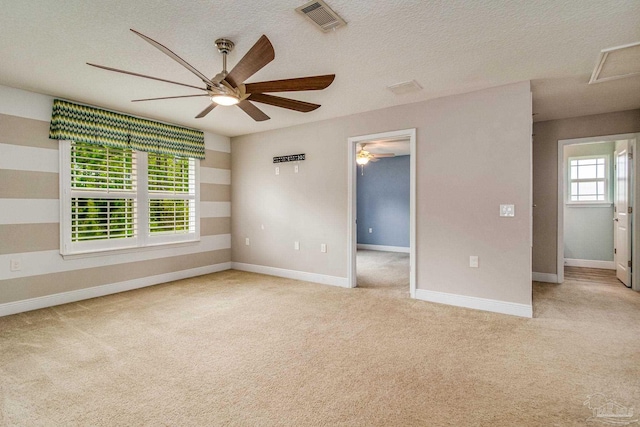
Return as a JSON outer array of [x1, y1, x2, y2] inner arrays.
[[356, 249, 410, 298], [1, 263, 639, 426]]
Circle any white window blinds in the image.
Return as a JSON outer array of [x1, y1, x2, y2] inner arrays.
[[61, 140, 199, 255]]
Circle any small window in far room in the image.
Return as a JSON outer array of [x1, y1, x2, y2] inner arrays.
[[568, 156, 608, 203]]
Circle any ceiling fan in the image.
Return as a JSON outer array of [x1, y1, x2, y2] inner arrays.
[[87, 29, 335, 121], [356, 144, 395, 165]]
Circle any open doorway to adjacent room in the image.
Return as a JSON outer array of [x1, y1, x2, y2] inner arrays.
[[557, 133, 639, 291], [347, 129, 416, 298]]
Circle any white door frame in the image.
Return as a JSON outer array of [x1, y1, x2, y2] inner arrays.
[[347, 128, 416, 297], [557, 133, 638, 289]]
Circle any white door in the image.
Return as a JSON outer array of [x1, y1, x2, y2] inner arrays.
[[615, 140, 631, 287]]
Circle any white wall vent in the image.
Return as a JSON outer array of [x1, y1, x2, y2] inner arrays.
[[296, 0, 346, 32], [589, 41, 640, 84]]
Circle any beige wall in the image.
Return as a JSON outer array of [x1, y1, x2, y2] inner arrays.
[[232, 81, 533, 306], [532, 109, 640, 275], [0, 86, 231, 308]]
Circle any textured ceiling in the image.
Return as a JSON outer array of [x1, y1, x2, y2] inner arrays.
[[1, 0, 639, 137]]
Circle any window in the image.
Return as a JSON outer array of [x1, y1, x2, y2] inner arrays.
[[61, 140, 198, 255], [568, 156, 609, 203]]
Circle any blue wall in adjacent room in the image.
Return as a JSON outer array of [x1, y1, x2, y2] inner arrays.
[[357, 155, 410, 247]]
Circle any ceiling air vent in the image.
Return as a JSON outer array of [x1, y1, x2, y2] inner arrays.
[[296, 0, 346, 32], [387, 80, 423, 95]]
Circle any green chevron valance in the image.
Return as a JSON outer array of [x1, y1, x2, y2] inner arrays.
[[49, 99, 205, 159]]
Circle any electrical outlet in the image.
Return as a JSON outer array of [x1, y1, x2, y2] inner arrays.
[[368, 228, 373, 233], [321, 243, 327, 253], [469, 256, 479, 268], [294, 165, 299, 173], [245, 238, 250, 246], [10, 259, 21, 271]]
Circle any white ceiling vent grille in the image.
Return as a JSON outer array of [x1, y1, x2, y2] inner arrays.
[[387, 80, 423, 95], [589, 41, 640, 84], [296, 0, 346, 32]]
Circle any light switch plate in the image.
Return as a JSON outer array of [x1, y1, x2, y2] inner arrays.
[[294, 241, 300, 250], [469, 256, 479, 268], [275, 167, 280, 175], [321, 243, 327, 253], [245, 238, 250, 246], [500, 204, 515, 217]]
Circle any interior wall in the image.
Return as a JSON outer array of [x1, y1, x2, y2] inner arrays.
[[563, 142, 614, 262], [357, 156, 410, 248], [232, 81, 532, 307], [0, 85, 231, 308], [532, 109, 640, 275]]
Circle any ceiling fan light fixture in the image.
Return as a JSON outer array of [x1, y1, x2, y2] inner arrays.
[[356, 156, 369, 165], [210, 94, 239, 106]]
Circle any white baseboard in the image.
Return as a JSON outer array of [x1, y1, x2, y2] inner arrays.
[[0, 262, 231, 318], [357, 244, 410, 253], [532, 272, 559, 283], [414, 289, 532, 318], [231, 262, 349, 288], [564, 258, 615, 270]]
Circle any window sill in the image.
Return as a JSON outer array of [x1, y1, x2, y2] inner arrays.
[[61, 238, 200, 260], [565, 202, 613, 208]]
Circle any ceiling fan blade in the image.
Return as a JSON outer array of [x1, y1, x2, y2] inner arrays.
[[225, 35, 275, 88], [245, 75, 335, 93], [373, 153, 395, 158], [237, 100, 270, 122], [132, 94, 210, 102], [87, 63, 207, 91], [195, 103, 217, 119], [249, 93, 320, 112], [369, 158, 380, 162], [130, 29, 212, 85]]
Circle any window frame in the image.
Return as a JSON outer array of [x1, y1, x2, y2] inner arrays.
[[566, 154, 611, 206], [60, 140, 200, 257], [145, 151, 198, 246]]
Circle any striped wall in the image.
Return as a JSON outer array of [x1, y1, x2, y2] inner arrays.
[[0, 86, 231, 315]]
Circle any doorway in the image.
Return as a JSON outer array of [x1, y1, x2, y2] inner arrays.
[[557, 133, 639, 290], [347, 129, 416, 296]]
